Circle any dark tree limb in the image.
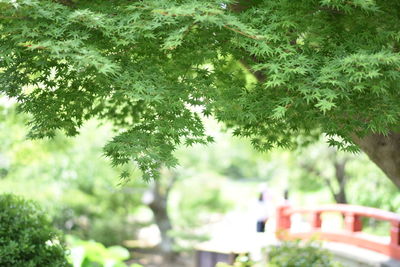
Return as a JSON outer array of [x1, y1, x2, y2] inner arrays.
[[351, 132, 400, 189], [147, 169, 180, 262], [333, 155, 348, 204], [301, 163, 337, 202]]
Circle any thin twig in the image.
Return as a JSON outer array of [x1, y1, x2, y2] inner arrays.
[[19, 44, 47, 50], [0, 16, 26, 19], [223, 25, 261, 40]]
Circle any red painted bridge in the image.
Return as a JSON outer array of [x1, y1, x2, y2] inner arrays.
[[276, 203, 400, 261]]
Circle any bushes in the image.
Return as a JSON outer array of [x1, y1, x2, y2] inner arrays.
[[87, 213, 142, 247], [52, 193, 145, 247], [0, 194, 70, 267], [217, 240, 342, 267], [268, 240, 342, 267]]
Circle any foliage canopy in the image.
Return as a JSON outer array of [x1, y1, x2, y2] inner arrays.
[[1, 0, 400, 180]]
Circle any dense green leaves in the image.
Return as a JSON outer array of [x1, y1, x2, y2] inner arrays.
[[1, 0, 400, 180], [0, 194, 70, 267]]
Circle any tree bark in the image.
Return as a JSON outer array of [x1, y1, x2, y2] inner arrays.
[[147, 173, 179, 262], [333, 158, 348, 204], [351, 132, 400, 189], [148, 194, 176, 261]]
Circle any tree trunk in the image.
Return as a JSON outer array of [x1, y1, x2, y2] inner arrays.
[[148, 197, 176, 261], [333, 159, 348, 204], [351, 132, 400, 189], [147, 178, 178, 262], [334, 188, 347, 204]]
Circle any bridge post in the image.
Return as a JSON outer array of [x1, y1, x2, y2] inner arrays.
[[344, 212, 362, 232], [276, 204, 291, 238], [390, 220, 400, 259], [391, 221, 400, 245], [310, 211, 322, 229]]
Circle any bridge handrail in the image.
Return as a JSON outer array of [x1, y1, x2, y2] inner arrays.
[[276, 203, 400, 260], [284, 204, 400, 223]]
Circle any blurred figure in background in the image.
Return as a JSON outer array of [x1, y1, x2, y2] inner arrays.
[[283, 188, 290, 204], [255, 187, 271, 233], [250, 185, 274, 265]]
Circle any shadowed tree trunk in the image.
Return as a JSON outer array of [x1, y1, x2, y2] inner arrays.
[[333, 158, 348, 204], [147, 170, 179, 262], [351, 132, 400, 189]]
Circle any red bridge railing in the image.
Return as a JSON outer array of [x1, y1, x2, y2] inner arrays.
[[276, 204, 400, 260]]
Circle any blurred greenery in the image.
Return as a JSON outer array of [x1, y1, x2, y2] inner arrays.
[[0, 104, 252, 252], [216, 254, 255, 267], [67, 235, 141, 267], [0, 104, 148, 246], [0, 102, 398, 265]]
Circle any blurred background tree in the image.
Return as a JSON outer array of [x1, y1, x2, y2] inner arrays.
[[286, 140, 399, 212], [0, 104, 147, 247], [0, 103, 251, 263], [0, 101, 398, 265]]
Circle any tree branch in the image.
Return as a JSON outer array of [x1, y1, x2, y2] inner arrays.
[[222, 25, 261, 40], [165, 171, 179, 196], [240, 56, 266, 82], [0, 16, 26, 19], [351, 132, 400, 189], [301, 163, 337, 200], [19, 44, 48, 50], [333, 156, 348, 203]]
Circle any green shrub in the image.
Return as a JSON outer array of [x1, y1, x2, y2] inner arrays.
[[217, 241, 342, 267], [0, 194, 70, 267], [268, 240, 342, 267], [67, 235, 138, 267], [216, 254, 254, 267], [51, 188, 145, 247], [53, 204, 144, 247]]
